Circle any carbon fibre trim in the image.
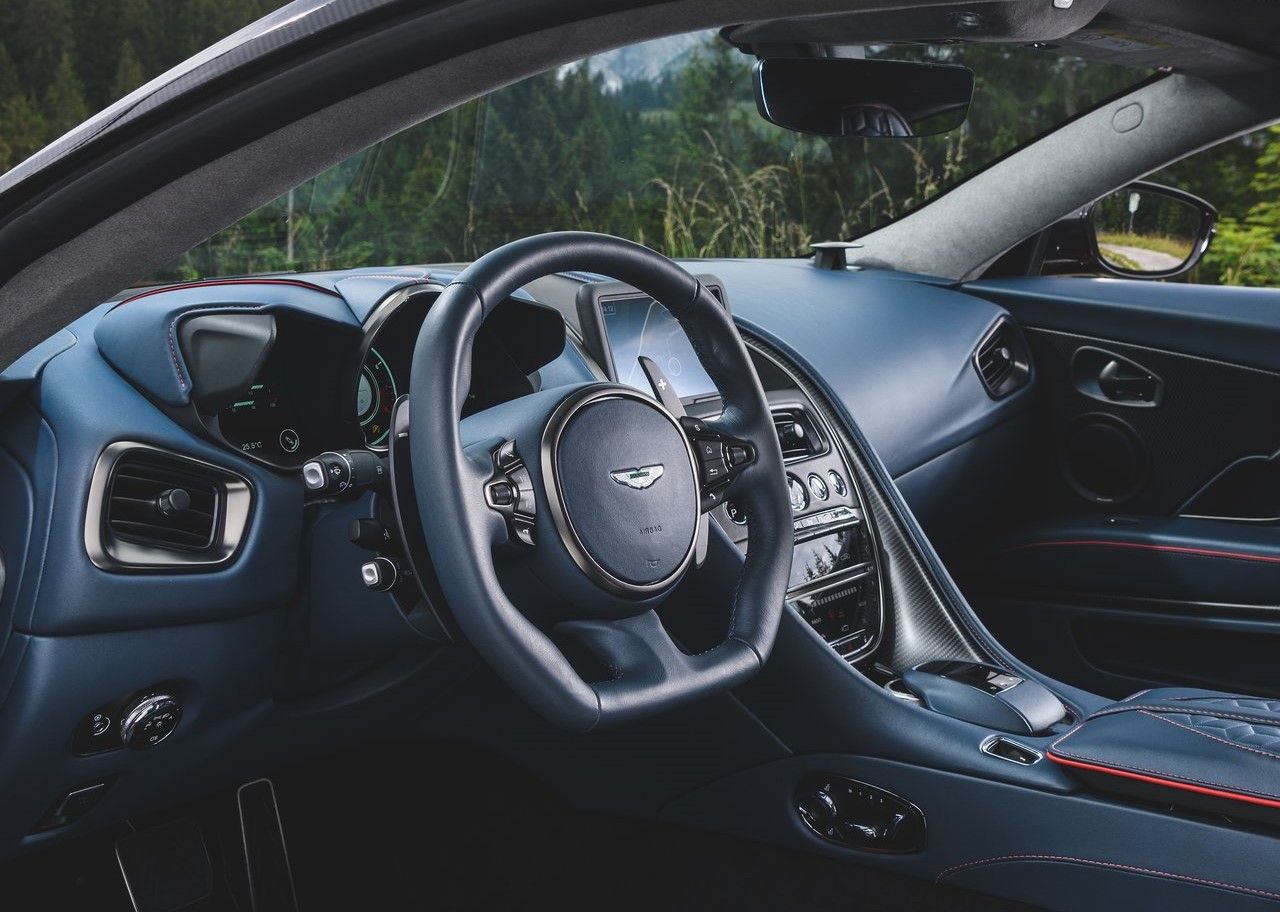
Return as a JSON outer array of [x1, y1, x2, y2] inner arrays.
[[743, 333, 987, 670]]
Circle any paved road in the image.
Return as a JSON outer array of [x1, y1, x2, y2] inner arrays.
[[1098, 243, 1184, 272]]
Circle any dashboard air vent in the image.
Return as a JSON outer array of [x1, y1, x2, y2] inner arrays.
[[107, 451, 220, 551], [87, 443, 252, 571], [772, 408, 826, 460], [973, 318, 1032, 399]]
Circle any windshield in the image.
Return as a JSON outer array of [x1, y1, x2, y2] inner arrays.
[[153, 33, 1143, 281]]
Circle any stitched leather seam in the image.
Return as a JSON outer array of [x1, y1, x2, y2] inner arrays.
[[1006, 539, 1280, 564], [1049, 743, 1280, 800], [935, 854, 1280, 900], [119, 277, 341, 306], [166, 303, 268, 392], [339, 273, 430, 282], [1140, 710, 1280, 762], [1095, 705, 1280, 727]]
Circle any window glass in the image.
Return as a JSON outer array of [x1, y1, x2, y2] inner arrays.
[[147, 32, 1144, 281], [1155, 125, 1280, 287]]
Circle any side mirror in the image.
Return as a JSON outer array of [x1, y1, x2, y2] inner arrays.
[[1086, 181, 1217, 279], [752, 57, 974, 139]]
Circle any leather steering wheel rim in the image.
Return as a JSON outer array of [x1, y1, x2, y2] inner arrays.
[[408, 232, 792, 731]]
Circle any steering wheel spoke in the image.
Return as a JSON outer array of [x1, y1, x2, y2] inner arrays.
[[555, 611, 758, 719]]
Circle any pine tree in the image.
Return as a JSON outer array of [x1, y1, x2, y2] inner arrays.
[[12, 0, 76, 89], [110, 40, 146, 102], [0, 41, 45, 170], [42, 51, 87, 138]]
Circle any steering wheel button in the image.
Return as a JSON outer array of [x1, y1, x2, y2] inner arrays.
[[701, 456, 728, 483], [487, 481, 516, 506], [698, 440, 724, 460], [512, 519, 536, 547]]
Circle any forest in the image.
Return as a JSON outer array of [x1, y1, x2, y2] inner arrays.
[[1, 0, 1278, 287]]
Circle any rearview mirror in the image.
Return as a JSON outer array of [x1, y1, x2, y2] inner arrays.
[[752, 57, 974, 138], [1087, 182, 1217, 278]]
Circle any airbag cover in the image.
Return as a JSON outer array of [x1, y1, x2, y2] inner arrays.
[[554, 397, 696, 586]]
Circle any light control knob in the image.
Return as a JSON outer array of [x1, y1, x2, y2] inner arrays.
[[120, 693, 182, 750], [302, 449, 387, 496]]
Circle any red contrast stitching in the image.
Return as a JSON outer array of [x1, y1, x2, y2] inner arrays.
[[1005, 539, 1280, 564], [1047, 752, 1280, 806], [935, 854, 1280, 901], [119, 277, 341, 305]]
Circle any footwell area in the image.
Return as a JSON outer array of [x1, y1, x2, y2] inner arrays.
[[1, 742, 1040, 911]]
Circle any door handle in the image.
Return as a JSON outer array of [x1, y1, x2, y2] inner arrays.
[[1098, 359, 1161, 403], [1072, 347, 1163, 407]]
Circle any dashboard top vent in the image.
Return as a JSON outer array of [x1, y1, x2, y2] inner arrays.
[[973, 318, 1032, 399], [86, 443, 252, 571], [772, 407, 827, 461]]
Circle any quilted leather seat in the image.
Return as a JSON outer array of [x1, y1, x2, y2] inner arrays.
[[1048, 688, 1280, 827]]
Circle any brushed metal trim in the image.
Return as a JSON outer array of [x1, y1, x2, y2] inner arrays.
[[540, 385, 700, 598], [981, 735, 1043, 766], [84, 441, 253, 572]]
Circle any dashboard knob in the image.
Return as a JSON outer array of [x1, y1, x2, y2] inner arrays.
[[156, 487, 191, 516], [361, 556, 399, 592], [797, 786, 839, 835], [120, 693, 182, 750]]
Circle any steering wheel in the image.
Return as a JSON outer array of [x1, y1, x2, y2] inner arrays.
[[408, 232, 792, 731]]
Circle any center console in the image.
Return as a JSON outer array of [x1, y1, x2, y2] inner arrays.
[[576, 277, 886, 666], [705, 398, 883, 662], [774, 406, 883, 661]]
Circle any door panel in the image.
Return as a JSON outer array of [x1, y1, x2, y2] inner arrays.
[[960, 277, 1280, 697]]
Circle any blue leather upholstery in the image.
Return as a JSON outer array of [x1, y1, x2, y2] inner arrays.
[[965, 276, 1280, 375], [1050, 687, 1280, 825], [992, 515, 1280, 605], [94, 279, 357, 406]]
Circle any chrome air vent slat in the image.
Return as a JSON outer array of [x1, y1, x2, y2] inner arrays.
[[85, 442, 253, 572]]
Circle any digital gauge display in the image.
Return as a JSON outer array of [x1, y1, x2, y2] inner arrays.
[[358, 347, 398, 447], [219, 381, 305, 459]]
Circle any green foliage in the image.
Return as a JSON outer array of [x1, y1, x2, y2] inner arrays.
[[1198, 126, 1280, 287], [42, 51, 87, 137], [1, 13, 1278, 289]]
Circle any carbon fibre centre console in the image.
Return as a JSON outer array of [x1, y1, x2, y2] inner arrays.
[[715, 400, 884, 664]]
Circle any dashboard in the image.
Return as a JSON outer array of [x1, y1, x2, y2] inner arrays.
[[170, 284, 567, 468], [0, 256, 1032, 859]]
